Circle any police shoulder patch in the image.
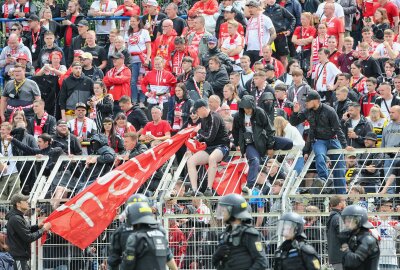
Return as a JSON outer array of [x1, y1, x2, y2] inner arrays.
[[312, 258, 320, 269], [126, 255, 135, 261], [255, 241, 263, 252]]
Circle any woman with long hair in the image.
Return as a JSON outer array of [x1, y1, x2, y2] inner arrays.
[[350, 60, 367, 95], [36, 51, 67, 77], [114, 112, 136, 138], [88, 81, 113, 131], [40, 7, 61, 39], [364, 8, 390, 41], [222, 84, 240, 115], [292, 12, 316, 73], [309, 22, 328, 75], [125, 15, 152, 104], [10, 110, 28, 128], [107, 30, 130, 70], [101, 117, 124, 154], [366, 105, 388, 147], [274, 116, 305, 175], [171, 83, 193, 133]]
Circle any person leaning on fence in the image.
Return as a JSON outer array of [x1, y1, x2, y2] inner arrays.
[[273, 212, 321, 270], [51, 119, 82, 155], [185, 99, 230, 197], [232, 95, 275, 195], [212, 194, 268, 270], [290, 90, 348, 194], [5, 193, 51, 270]]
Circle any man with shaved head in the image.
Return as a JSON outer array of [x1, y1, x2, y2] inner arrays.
[[321, 2, 344, 51], [152, 19, 178, 66]]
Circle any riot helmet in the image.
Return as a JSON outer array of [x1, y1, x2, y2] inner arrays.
[[126, 202, 157, 226], [126, 193, 150, 206], [216, 194, 252, 222], [340, 205, 373, 232], [277, 212, 305, 240]]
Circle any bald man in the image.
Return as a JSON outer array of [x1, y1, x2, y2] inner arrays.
[[321, 2, 345, 51], [152, 19, 178, 63]]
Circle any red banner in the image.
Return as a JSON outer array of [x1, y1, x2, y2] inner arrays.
[[43, 128, 194, 249], [212, 159, 247, 196]]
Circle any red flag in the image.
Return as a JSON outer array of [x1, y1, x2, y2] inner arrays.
[[43, 128, 194, 249], [212, 159, 247, 196], [185, 139, 206, 153]]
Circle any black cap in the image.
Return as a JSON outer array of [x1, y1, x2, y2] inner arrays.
[[364, 132, 377, 141], [77, 20, 89, 27], [305, 91, 321, 102], [193, 99, 208, 112], [57, 120, 67, 126], [111, 52, 125, 59], [75, 102, 87, 110], [265, 64, 275, 71], [27, 14, 40, 21], [10, 193, 29, 207]]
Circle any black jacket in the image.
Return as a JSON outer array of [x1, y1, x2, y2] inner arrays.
[[59, 74, 94, 111], [244, 79, 275, 100], [185, 79, 214, 102], [128, 142, 148, 159], [61, 13, 86, 45], [27, 113, 57, 136], [24, 26, 47, 65], [5, 208, 44, 260], [36, 45, 66, 69], [326, 209, 344, 264], [264, 3, 296, 33], [200, 47, 233, 73], [290, 103, 348, 152], [169, 96, 194, 128], [357, 151, 384, 184], [342, 115, 373, 148], [52, 132, 82, 155], [196, 111, 230, 147], [232, 95, 275, 156], [205, 66, 230, 99], [333, 98, 352, 120], [360, 57, 382, 78], [68, 34, 86, 66], [126, 105, 149, 131], [87, 134, 116, 182], [374, 95, 400, 111], [82, 65, 104, 82]]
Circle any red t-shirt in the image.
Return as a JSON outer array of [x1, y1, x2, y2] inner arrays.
[[373, 1, 398, 27], [329, 50, 342, 67], [65, 15, 77, 47], [218, 21, 245, 42], [293, 26, 317, 50], [142, 120, 171, 137], [323, 17, 344, 45]]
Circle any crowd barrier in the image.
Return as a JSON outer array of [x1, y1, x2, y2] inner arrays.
[[0, 148, 399, 269]]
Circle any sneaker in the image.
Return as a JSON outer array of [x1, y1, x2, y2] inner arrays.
[[242, 186, 251, 196], [204, 187, 213, 196], [184, 188, 195, 197], [311, 177, 326, 194]]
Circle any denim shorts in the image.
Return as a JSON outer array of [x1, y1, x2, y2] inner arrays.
[[205, 145, 230, 158]]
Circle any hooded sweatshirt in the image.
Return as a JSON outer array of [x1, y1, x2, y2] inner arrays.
[[0, 43, 32, 73], [382, 121, 400, 147], [59, 73, 94, 111]]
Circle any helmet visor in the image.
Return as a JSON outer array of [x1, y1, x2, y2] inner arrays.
[[277, 220, 297, 240], [340, 215, 361, 232], [216, 204, 232, 221]]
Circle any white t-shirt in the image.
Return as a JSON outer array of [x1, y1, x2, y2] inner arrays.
[[125, 29, 151, 63], [246, 15, 274, 51], [90, 0, 118, 34], [351, 118, 360, 129], [240, 71, 254, 88], [316, 2, 344, 20], [221, 34, 244, 63], [244, 114, 252, 133], [312, 62, 341, 93], [68, 118, 98, 137], [380, 98, 392, 119], [373, 42, 400, 58]]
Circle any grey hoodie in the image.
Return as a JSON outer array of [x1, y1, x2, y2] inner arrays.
[[382, 121, 400, 147], [0, 43, 32, 73]]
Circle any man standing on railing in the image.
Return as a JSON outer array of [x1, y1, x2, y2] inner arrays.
[[88, 0, 117, 47], [290, 90, 348, 194]]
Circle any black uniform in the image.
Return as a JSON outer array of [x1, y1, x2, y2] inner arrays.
[[108, 224, 135, 270], [274, 238, 321, 270], [212, 224, 268, 270], [121, 225, 173, 270], [342, 229, 380, 270]]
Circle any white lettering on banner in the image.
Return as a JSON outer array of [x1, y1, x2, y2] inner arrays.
[[96, 170, 140, 196], [131, 158, 151, 172], [56, 192, 104, 227]]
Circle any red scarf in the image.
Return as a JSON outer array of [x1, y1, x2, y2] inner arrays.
[[311, 35, 328, 72], [3, 0, 15, 18], [193, 78, 203, 97], [172, 100, 185, 131], [245, 15, 264, 55], [229, 33, 240, 61], [33, 112, 48, 136], [74, 118, 87, 138]]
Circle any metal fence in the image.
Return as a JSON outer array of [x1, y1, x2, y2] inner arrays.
[[0, 148, 400, 269]]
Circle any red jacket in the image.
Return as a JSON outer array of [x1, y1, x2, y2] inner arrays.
[[168, 225, 187, 268], [188, 0, 218, 16], [103, 65, 132, 101], [152, 29, 178, 66], [169, 47, 199, 75], [113, 4, 140, 16], [141, 70, 177, 103]]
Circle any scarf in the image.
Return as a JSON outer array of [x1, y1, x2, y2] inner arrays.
[[2, 0, 15, 18], [74, 118, 87, 138], [193, 78, 203, 97], [172, 99, 185, 131], [229, 33, 240, 61], [311, 35, 327, 72], [33, 112, 48, 137], [246, 14, 264, 55]]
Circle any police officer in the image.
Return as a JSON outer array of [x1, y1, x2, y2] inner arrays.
[[273, 212, 321, 270], [212, 193, 268, 270], [108, 193, 150, 270], [340, 205, 380, 270], [121, 202, 178, 270]]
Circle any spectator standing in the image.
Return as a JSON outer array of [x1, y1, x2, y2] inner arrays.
[[220, 20, 244, 65], [106, 34, 130, 71], [321, 3, 345, 51], [260, 45, 285, 79], [113, 0, 140, 37], [170, 39, 199, 77], [24, 15, 46, 67], [8, 0, 38, 34], [238, 55, 254, 89], [162, 0, 188, 16], [222, 84, 240, 115], [216, 4, 245, 46], [81, 52, 104, 82], [341, 102, 373, 148], [205, 56, 229, 99], [290, 91, 348, 193], [114, 112, 136, 138], [377, 60, 396, 88], [372, 29, 400, 62], [36, 31, 65, 69], [0, 63, 40, 122], [292, 12, 316, 72], [287, 68, 312, 113], [338, 37, 356, 74], [6, 193, 51, 270], [188, 0, 218, 34], [59, 62, 94, 121], [152, 19, 177, 62], [358, 42, 382, 78], [141, 0, 167, 42], [373, 0, 399, 30], [170, 83, 193, 133], [67, 19, 89, 67], [88, 0, 117, 47], [164, 3, 188, 36], [327, 195, 346, 270], [186, 15, 213, 59], [366, 105, 388, 147], [337, 0, 357, 35], [185, 65, 214, 101], [334, 87, 352, 120], [51, 120, 82, 155], [375, 82, 400, 119], [82, 30, 108, 71], [88, 81, 113, 131], [27, 99, 56, 138], [122, 132, 147, 160], [100, 117, 124, 154], [118, 95, 148, 134], [309, 23, 329, 74]]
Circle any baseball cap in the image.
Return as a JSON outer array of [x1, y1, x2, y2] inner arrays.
[[208, 36, 218, 44], [245, 0, 261, 7], [111, 52, 125, 59], [27, 14, 40, 22], [305, 91, 321, 102], [73, 50, 84, 57], [77, 20, 89, 27], [57, 120, 67, 126], [224, 5, 235, 12], [71, 61, 82, 67], [75, 102, 87, 110], [16, 53, 28, 61], [193, 99, 208, 112], [364, 132, 377, 141], [146, 0, 159, 6], [10, 193, 29, 207], [81, 52, 93, 60]]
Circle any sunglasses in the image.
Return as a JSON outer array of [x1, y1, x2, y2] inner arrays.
[[10, 28, 18, 31]]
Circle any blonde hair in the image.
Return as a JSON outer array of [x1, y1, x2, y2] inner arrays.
[[223, 83, 240, 102], [274, 116, 289, 137], [368, 105, 385, 121], [337, 86, 349, 94], [11, 110, 27, 129], [301, 12, 313, 26]]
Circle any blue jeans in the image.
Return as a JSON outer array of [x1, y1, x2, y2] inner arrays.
[[245, 144, 261, 188], [294, 157, 304, 176], [313, 139, 347, 194], [383, 156, 395, 194], [130, 62, 146, 103]]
